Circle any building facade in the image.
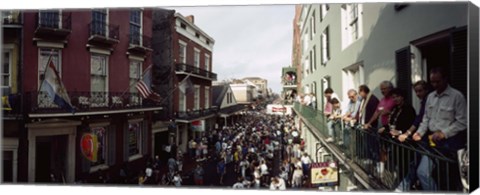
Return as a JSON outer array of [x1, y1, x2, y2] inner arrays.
[[243, 77, 269, 99], [152, 10, 217, 154], [3, 8, 162, 183], [294, 2, 470, 191]]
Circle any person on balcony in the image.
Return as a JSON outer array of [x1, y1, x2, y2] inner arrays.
[[341, 89, 362, 152], [395, 80, 431, 142], [363, 81, 395, 177], [310, 93, 317, 109], [394, 80, 430, 192], [326, 98, 342, 143], [323, 88, 339, 117], [356, 85, 379, 170], [412, 67, 467, 191]]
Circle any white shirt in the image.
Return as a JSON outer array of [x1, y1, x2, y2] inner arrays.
[[260, 164, 269, 175], [301, 156, 311, 164], [303, 95, 312, 105]]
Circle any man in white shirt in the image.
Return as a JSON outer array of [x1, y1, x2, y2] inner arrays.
[[300, 153, 312, 178], [412, 67, 467, 191], [303, 93, 312, 106]]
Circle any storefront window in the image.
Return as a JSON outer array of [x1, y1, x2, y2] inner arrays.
[[128, 122, 142, 157]]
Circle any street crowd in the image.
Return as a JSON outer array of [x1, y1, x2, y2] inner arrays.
[[132, 105, 320, 190]]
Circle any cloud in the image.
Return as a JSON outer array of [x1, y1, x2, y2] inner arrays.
[[170, 5, 295, 93]]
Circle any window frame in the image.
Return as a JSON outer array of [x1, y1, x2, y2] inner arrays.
[[2, 49, 13, 88], [194, 85, 200, 110], [205, 86, 210, 109], [127, 120, 143, 161], [179, 40, 187, 64], [90, 54, 109, 107], [130, 9, 143, 45], [88, 124, 110, 172], [194, 48, 200, 68]]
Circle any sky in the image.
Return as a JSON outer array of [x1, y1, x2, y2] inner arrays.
[[168, 5, 296, 94]]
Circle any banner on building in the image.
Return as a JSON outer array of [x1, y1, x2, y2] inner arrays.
[[191, 120, 205, 132], [311, 161, 339, 185], [80, 133, 99, 162]]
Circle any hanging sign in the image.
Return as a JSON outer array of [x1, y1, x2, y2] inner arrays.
[[80, 133, 99, 162], [311, 161, 339, 184]]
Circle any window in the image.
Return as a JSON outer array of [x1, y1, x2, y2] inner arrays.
[[194, 85, 200, 110], [195, 32, 200, 38], [91, 54, 108, 107], [194, 49, 200, 68], [179, 91, 186, 112], [343, 64, 364, 96], [39, 10, 60, 28], [179, 41, 187, 63], [341, 4, 362, 49], [38, 49, 61, 108], [180, 23, 186, 29], [313, 45, 317, 70], [92, 9, 107, 36], [129, 60, 142, 105], [90, 126, 108, 167], [2, 50, 12, 88], [309, 50, 313, 73], [311, 11, 316, 35], [321, 4, 329, 20], [128, 121, 142, 157], [205, 87, 210, 109], [205, 54, 210, 72], [321, 27, 330, 65], [309, 17, 313, 40], [130, 9, 142, 45]]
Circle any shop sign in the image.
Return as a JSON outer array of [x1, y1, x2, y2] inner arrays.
[[80, 133, 99, 162], [311, 161, 338, 184]]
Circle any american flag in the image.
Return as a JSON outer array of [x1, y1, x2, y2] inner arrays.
[[136, 65, 161, 101]]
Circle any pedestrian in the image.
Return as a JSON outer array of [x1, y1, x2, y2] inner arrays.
[[217, 159, 226, 185], [232, 177, 245, 189], [193, 164, 204, 186], [291, 166, 303, 188], [172, 172, 182, 187]]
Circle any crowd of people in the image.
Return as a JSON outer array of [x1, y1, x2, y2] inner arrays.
[[134, 107, 321, 190]]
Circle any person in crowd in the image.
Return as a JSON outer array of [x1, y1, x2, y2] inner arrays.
[[356, 85, 380, 170], [395, 80, 430, 192], [167, 157, 177, 174], [303, 92, 312, 106], [291, 165, 304, 188], [172, 172, 182, 187], [396, 80, 430, 142], [217, 159, 226, 185], [412, 67, 467, 191], [193, 164, 204, 186], [311, 93, 317, 109], [377, 88, 416, 136], [300, 153, 312, 179], [326, 98, 342, 142], [189, 138, 197, 158], [341, 89, 362, 154], [323, 88, 340, 116], [233, 177, 245, 189]]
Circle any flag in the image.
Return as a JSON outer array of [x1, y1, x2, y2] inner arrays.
[[136, 65, 162, 102], [43, 58, 75, 113], [179, 75, 194, 95]]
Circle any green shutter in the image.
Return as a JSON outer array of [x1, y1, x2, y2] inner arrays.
[[395, 46, 412, 105], [450, 26, 468, 97]]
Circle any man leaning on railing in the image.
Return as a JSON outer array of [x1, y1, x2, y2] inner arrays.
[[411, 67, 467, 192]]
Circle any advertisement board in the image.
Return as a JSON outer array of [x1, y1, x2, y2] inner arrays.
[[311, 161, 339, 185]]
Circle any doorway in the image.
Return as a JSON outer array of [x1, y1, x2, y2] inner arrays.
[[153, 131, 169, 162], [35, 135, 68, 183], [3, 151, 13, 182]]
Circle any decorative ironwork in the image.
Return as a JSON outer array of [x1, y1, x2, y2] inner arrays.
[[175, 63, 217, 80]]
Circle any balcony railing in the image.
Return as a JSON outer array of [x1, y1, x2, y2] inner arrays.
[[129, 33, 152, 49], [36, 11, 71, 31], [175, 63, 217, 81], [25, 91, 161, 114], [89, 20, 120, 41], [293, 102, 465, 192], [2, 94, 22, 118], [2, 11, 22, 25], [175, 107, 217, 121]]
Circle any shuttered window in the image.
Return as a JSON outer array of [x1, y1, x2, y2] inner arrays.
[[395, 46, 412, 105], [450, 27, 467, 97]]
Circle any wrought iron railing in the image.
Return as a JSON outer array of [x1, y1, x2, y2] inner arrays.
[[175, 63, 217, 80], [89, 20, 120, 40], [2, 11, 22, 25], [25, 91, 161, 114], [129, 33, 152, 48], [36, 11, 71, 31], [293, 102, 465, 192], [175, 107, 217, 120]]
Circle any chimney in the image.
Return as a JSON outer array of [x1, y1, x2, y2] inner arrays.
[[186, 15, 194, 24]]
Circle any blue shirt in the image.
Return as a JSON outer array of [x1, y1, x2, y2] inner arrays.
[[346, 96, 362, 118]]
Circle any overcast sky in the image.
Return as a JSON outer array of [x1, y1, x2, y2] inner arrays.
[[168, 5, 295, 94]]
